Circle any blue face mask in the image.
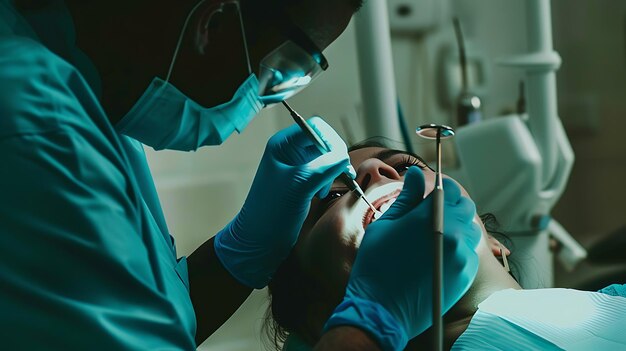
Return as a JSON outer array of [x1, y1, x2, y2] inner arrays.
[[116, 0, 263, 151], [116, 74, 263, 151]]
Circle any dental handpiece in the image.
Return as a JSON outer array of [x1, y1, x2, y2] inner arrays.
[[282, 101, 380, 216]]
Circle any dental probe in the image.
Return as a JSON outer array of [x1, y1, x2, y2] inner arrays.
[[282, 101, 381, 217]]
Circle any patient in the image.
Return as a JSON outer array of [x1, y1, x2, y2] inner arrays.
[[264, 140, 521, 350]]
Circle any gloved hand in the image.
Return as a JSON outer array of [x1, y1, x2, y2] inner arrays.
[[214, 116, 352, 289], [323, 167, 481, 351]]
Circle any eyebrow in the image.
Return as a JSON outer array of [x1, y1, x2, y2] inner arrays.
[[372, 149, 410, 162]]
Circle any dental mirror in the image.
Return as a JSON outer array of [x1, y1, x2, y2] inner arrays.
[[415, 124, 455, 139], [416, 124, 456, 351]]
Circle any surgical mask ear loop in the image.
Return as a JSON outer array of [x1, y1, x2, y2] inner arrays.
[[165, 0, 252, 86], [234, 1, 253, 75]]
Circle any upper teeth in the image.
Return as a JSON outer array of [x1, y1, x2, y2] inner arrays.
[[371, 198, 396, 223], [372, 199, 396, 226], [380, 198, 395, 214]]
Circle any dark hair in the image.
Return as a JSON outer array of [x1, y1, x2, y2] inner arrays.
[[241, 0, 364, 33], [242, 0, 363, 14], [13, 0, 49, 10], [264, 251, 338, 349]]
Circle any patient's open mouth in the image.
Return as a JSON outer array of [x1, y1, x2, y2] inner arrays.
[[362, 188, 402, 229]]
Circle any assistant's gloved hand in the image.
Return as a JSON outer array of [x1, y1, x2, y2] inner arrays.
[[214, 116, 352, 289], [323, 167, 481, 351]]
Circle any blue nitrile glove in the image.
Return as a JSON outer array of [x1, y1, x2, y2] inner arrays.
[[214, 116, 353, 289], [323, 167, 481, 351]]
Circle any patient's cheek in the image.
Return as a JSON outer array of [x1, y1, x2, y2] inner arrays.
[[306, 210, 352, 255], [474, 219, 492, 255]]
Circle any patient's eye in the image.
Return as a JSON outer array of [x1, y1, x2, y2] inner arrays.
[[392, 155, 427, 175], [323, 190, 348, 202], [318, 189, 349, 212]]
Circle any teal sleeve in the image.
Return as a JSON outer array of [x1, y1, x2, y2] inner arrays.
[[598, 284, 626, 298], [0, 35, 195, 349], [0, 132, 195, 350]]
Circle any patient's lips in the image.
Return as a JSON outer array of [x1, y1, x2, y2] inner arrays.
[[362, 184, 403, 229]]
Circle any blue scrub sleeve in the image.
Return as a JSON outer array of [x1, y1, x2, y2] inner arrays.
[[0, 132, 194, 350], [598, 284, 626, 298]]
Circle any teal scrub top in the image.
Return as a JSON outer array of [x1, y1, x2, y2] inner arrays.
[[0, 1, 196, 349]]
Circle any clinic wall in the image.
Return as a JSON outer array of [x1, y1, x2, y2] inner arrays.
[[550, 0, 626, 244]]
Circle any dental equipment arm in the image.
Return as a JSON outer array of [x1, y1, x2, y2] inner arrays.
[[548, 219, 587, 271], [449, 0, 575, 288], [354, 0, 402, 142]]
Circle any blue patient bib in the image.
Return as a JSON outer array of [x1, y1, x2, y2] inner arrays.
[[452, 288, 626, 350]]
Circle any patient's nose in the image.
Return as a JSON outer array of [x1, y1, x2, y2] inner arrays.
[[355, 159, 402, 190]]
